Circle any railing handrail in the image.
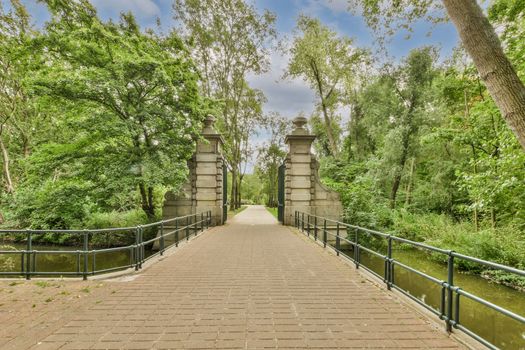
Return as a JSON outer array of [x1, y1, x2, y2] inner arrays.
[[296, 212, 525, 277], [0, 211, 213, 280], [294, 210, 525, 350]]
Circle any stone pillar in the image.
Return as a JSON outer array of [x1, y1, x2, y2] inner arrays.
[[194, 116, 225, 226], [283, 117, 315, 225], [283, 116, 343, 226], [162, 115, 226, 226]]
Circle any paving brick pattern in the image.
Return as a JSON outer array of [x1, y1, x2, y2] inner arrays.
[[0, 206, 464, 349]]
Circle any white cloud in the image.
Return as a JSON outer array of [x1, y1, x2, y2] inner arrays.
[[91, 0, 161, 22], [247, 45, 316, 120], [320, 0, 350, 13], [301, 0, 350, 16]]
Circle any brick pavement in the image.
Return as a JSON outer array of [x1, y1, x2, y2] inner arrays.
[[0, 205, 465, 349]]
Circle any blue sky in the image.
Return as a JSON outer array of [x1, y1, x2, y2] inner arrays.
[[3, 0, 460, 172]]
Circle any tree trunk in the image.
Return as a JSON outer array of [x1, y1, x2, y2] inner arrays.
[[230, 168, 237, 211], [139, 183, 156, 221], [404, 157, 415, 207], [320, 100, 339, 157], [310, 60, 339, 157], [0, 137, 14, 194], [237, 175, 242, 209], [390, 130, 410, 209], [470, 144, 480, 231], [443, 0, 525, 151]]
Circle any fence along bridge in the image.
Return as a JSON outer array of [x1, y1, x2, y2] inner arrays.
[[0, 117, 524, 349]]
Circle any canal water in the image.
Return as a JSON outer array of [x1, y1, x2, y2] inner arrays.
[[1, 241, 524, 349]]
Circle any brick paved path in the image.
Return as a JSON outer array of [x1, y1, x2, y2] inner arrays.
[[0, 205, 464, 349]]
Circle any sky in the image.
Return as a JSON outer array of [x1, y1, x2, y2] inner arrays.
[[2, 0, 460, 172]]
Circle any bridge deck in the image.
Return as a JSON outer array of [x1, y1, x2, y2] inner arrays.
[[0, 206, 464, 349]]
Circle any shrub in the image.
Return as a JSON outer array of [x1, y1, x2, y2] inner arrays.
[[85, 210, 150, 247]]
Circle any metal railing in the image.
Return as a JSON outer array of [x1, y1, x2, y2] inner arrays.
[[0, 211, 212, 280], [295, 211, 525, 350]]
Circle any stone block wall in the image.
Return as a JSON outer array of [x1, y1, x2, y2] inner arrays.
[[283, 117, 343, 225], [162, 115, 226, 226]]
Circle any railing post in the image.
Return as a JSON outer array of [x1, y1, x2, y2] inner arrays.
[[386, 235, 392, 290], [314, 216, 318, 241], [201, 212, 204, 232], [186, 216, 190, 241], [455, 290, 461, 328], [307, 215, 310, 236], [336, 223, 340, 256], [301, 213, 304, 232], [92, 250, 96, 275], [175, 219, 179, 247], [137, 226, 143, 269], [354, 228, 359, 269], [141, 226, 145, 268], [160, 221, 165, 256], [25, 230, 32, 280], [76, 250, 81, 276], [83, 230, 89, 279], [194, 214, 198, 236], [323, 219, 327, 248], [446, 251, 455, 332]]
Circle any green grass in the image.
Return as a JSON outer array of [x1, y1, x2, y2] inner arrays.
[[265, 206, 278, 219], [227, 205, 247, 218]]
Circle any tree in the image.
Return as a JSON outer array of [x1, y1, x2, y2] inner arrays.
[[286, 15, 367, 157], [348, 0, 525, 151], [255, 113, 287, 207], [31, 0, 206, 221], [173, 0, 276, 209], [386, 48, 436, 208], [0, 0, 38, 194]]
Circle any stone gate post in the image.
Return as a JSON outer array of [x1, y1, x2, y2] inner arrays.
[[283, 116, 343, 225], [162, 115, 226, 226]]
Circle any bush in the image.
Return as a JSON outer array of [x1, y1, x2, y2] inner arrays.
[[85, 210, 150, 247], [391, 210, 525, 271], [84, 210, 148, 229], [10, 178, 95, 229]]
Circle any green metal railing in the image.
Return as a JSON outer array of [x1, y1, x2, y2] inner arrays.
[[0, 211, 211, 280], [295, 211, 525, 350]]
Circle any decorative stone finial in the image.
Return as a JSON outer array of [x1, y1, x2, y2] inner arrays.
[[203, 114, 217, 134], [292, 116, 309, 135]]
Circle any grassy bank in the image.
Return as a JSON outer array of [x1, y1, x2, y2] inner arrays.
[[265, 207, 278, 219], [227, 205, 247, 218], [342, 208, 525, 290]]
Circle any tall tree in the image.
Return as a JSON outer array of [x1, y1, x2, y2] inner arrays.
[[0, 0, 38, 194], [386, 48, 436, 208], [286, 15, 367, 157], [348, 0, 525, 151], [173, 0, 276, 209], [255, 112, 287, 207], [32, 0, 206, 221]]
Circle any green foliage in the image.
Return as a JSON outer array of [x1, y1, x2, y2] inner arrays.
[[390, 211, 525, 270], [286, 15, 368, 157], [84, 210, 148, 230], [0, 0, 211, 233], [11, 178, 94, 229], [319, 41, 525, 286]]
